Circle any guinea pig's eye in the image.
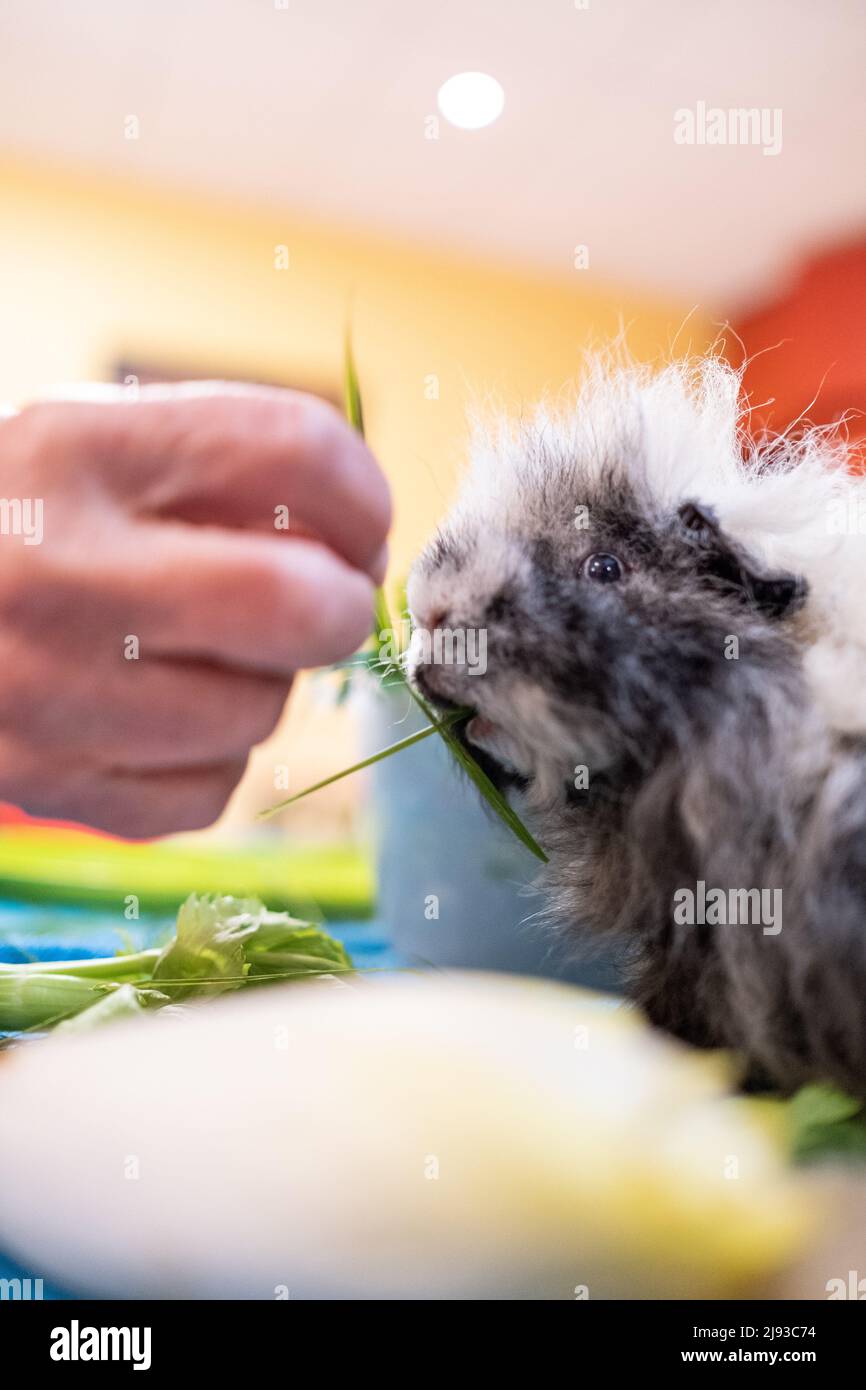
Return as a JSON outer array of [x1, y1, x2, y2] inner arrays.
[[582, 552, 623, 584]]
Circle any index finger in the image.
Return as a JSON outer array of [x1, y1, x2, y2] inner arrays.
[[43, 385, 392, 581]]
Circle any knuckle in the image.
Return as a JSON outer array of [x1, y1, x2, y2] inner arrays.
[[186, 393, 343, 490]]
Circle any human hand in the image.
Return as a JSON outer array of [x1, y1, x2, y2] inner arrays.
[[0, 384, 390, 836]]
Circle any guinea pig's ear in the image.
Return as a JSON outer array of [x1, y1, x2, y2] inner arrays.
[[677, 500, 719, 540], [678, 499, 807, 620]]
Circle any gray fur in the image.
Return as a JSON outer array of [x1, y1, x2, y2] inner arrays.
[[407, 367, 866, 1097]]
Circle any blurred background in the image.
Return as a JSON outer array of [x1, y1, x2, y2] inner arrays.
[[0, 0, 864, 964]]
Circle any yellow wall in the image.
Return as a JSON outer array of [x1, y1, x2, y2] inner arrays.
[[0, 157, 713, 834], [0, 157, 714, 576]]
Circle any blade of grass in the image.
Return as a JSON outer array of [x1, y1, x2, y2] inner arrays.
[[144, 964, 352, 988], [258, 711, 464, 819], [337, 334, 547, 863], [345, 333, 392, 649], [433, 716, 548, 862], [344, 329, 365, 438]]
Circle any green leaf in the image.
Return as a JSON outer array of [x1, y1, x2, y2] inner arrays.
[[795, 1117, 866, 1165], [332, 336, 548, 864], [244, 916, 352, 975], [154, 894, 354, 988], [789, 1083, 863, 1129], [152, 893, 253, 999], [0, 972, 114, 1031], [787, 1084, 866, 1166], [0, 895, 356, 1036], [54, 983, 153, 1034]]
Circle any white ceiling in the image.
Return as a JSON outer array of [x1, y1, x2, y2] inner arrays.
[[1, 0, 864, 308]]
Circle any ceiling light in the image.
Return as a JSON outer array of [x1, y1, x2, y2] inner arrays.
[[437, 72, 505, 130]]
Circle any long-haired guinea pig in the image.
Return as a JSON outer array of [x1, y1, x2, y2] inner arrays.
[[407, 354, 866, 1098]]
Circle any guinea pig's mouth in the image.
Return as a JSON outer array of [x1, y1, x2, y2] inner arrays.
[[419, 692, 528, 795]]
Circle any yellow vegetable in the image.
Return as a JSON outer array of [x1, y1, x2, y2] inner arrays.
[[0, 973, 810, 1298]]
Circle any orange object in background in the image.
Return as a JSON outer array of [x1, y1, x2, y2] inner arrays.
[[733, 237, 866, 468], [0, 803, 128, 836]]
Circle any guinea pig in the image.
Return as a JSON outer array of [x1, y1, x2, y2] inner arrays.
[[406, 353, 866, 1098]]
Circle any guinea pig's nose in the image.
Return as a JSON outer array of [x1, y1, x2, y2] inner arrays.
[[420, 608, 447, 633]]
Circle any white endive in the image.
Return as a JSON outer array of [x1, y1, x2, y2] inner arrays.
[[0, 972, 809, 1299]]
